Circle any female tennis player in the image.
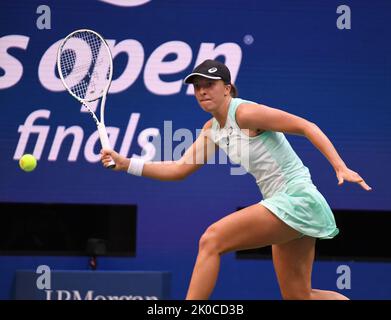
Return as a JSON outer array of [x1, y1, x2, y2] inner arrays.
[[100, 59, 371, 300]]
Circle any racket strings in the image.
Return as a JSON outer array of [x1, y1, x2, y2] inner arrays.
[[59, 31, 111, 101]]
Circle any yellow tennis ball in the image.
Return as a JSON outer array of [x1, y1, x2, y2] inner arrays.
[[19, 154, 37, 172]]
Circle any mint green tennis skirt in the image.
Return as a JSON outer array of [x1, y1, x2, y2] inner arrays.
[[260, 183, 339, 239]]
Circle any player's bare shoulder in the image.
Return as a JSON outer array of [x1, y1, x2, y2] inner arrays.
[[203, 118, 213, 130], [201, 118, 214, 139]]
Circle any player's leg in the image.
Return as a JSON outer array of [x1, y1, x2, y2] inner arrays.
[[185, 204, 301, 300], [272, 236, 349, 300]]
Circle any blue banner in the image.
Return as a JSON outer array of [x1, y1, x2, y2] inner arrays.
[[1, 0, 388, 210]]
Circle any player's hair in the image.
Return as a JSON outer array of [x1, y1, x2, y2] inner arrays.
[[230, 83, 238, 98]]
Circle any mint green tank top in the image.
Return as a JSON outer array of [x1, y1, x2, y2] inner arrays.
[[211, 98, 314, 199]]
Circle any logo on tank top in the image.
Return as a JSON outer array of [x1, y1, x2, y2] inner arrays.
[[226, 126, 233, 146]]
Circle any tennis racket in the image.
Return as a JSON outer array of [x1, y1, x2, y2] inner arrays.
[[57, 29, 115, 168]]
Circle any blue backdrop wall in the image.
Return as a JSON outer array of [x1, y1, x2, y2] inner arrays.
[[1, 0, 390, 299]]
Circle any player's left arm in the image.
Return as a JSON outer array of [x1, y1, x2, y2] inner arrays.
[[236, 103, 372, 191]]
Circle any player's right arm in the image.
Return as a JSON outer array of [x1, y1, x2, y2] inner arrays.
[[101, 119, 216, 181]]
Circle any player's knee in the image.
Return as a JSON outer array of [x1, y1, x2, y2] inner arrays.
[[198, 225, 222, 254]]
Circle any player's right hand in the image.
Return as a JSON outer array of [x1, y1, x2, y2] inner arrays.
[[100, 149, 130, 171]]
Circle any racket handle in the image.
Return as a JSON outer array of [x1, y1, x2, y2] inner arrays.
[[97, 123, 116, 169]]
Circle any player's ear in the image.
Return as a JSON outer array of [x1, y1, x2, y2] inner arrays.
[[228, 83, 238, 98], [224, 84, 231, 96]]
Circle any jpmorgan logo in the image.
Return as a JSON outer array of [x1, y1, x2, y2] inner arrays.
[[98, 0, 151, 7], [45, 290, 158, 300]]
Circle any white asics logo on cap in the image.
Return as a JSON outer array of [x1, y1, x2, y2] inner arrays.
[[208, 67, 217, 73], [98, 0, 151, 7]]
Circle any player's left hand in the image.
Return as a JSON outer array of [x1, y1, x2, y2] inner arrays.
[[336, 167, 372, 191]]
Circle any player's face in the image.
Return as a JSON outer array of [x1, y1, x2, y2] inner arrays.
[[193, 78, 230, 112]]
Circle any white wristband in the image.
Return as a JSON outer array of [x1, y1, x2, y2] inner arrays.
[[127, 158, 145, 176]]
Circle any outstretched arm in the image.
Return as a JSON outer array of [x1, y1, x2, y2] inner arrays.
[[101, 119, 216, 181], [236, 103, 372, 191]]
